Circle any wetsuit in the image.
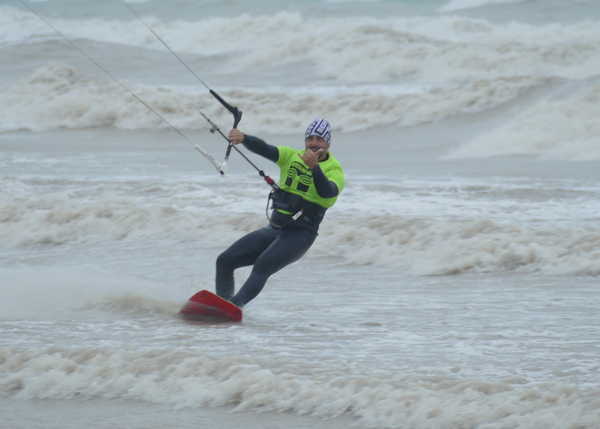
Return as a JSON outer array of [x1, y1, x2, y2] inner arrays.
[[215, 135, 345, 307]]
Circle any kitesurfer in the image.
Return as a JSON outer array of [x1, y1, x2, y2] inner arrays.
[[215, 118, 345, 307]]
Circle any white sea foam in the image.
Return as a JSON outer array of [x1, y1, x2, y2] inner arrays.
[[322, 215, 600, 276], [0, 174, 267, 249], [2, 173, 600, 276], [4, 6, 600, 84], [0, 63, 549, 134], [1, 347, 599, 428], [3, 5, 600, 138], [440, 0, 527, 13], [325, 0, 383, 3], [0, 265, 179, 320], [447, 78, 600, 160]]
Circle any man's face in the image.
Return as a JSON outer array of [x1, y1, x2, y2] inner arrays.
[[305, 135, 330, 157]]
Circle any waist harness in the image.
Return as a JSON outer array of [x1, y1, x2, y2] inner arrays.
[[267, 189, 326, 231]]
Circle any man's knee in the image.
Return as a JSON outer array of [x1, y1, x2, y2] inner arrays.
[[252, 254, 281, 277], [216, 249, 235, 271]]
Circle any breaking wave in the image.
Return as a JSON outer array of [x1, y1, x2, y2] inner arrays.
[[0, 63, 548, 134], [2, 175, 600, 276], [1, 347, 599, 428]]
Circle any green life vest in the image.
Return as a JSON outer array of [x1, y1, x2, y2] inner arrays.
[[275, 146, 345, 209]]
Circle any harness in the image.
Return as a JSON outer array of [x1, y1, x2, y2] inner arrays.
[[267, 189, 326, 231]]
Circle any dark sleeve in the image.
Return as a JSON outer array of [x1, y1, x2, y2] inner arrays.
[[312, 165, 339, 198], [242, 135, 279, 163]]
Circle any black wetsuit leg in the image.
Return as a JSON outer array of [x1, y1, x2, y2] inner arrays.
[[215, 226, 279, 300], [230, 226, 316, 307], [216, 225, 317, 307]]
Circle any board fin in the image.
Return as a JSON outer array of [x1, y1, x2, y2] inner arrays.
[[179, 290, 242, 322]]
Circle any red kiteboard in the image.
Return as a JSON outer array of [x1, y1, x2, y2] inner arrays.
[[179, 290, 242, 322]]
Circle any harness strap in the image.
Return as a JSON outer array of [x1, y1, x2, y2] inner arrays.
[[268, 190, 326, 231]]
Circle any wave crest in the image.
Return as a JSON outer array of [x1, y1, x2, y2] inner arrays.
[[0, 64, 549, 133], [2, 347, 599, 428]]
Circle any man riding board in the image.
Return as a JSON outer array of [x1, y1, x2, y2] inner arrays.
[[215, 118, 345, 307]]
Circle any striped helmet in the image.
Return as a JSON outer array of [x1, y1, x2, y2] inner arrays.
[[305, 118, 332, 144]]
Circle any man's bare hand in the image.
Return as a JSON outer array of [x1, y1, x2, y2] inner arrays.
[[301, 148, 324, 169], [228, 129, 245, 145]]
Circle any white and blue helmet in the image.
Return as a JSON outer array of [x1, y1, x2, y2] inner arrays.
[[305, 118, 332, 144]]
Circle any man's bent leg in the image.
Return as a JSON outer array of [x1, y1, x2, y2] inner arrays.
[[215, 227, 278, 300], [231, 228, 317, 307]]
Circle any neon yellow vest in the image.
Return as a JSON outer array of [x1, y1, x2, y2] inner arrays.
[[275, 146, 345, 209]]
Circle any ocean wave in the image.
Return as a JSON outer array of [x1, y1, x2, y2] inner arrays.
[[439, 0, 527, 13], [2, 177, 600, 276], [5, 4, 600, 140], [0, 175, 265, 248], [321, 215, 600, 276], [447, 78, 600, 160], [4, 6, 600, 84], [4, 4, 600, 138], [1, 347, 599, 428], [0, 63, 548, 133]]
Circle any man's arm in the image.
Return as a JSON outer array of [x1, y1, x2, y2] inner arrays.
[[228, 129, 278, 163], [312, 165, 339, 198], [301, 148, 340, 198], [242, 135, 278, 163]]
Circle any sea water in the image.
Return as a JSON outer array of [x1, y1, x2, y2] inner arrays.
[[1, 0, 600, 428]]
